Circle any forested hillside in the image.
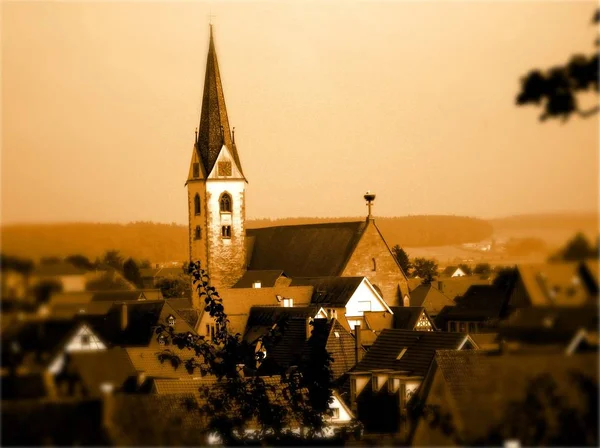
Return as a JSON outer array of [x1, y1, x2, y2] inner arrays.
[[1, 216, 492, 262]]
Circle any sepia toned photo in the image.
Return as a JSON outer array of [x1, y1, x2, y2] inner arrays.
[[1, 1, 598, 446]]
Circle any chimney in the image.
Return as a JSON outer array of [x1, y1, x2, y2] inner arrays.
[[120, 303, 128, 331], [354, 324, 361, 365]]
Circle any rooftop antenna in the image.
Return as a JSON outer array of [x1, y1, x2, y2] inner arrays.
[[364, 191, 376, 221]]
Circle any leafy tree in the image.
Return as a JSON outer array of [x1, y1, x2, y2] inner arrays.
[[516, 9, 599, 121], [85, 272, 133, 291], [101, 250, 124, 272], [154, 261, 359, 444], [0, 254, 34, 275], [32, 280, 63, 304], [473, 263, 492, 276], [64, 254, 94, 271], [123, 258, 143, 288], [392, 245, 412, 275], [155, 274, 192, 299], [457, 263, 472, 276], [412, 258, 438, 284]]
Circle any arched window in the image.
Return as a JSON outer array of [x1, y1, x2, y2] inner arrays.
[[372, 258, 377, 271], [194, 194, 201, 215], [194, 226, 201, 240], [220, 193, 232, 213]]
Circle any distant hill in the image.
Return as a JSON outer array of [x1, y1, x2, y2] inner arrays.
[[0, 216, 493, 262]]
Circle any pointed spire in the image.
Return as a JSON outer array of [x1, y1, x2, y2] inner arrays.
[[196, 26, 244, 177]]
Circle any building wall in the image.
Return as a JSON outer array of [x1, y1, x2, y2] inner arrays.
[[345, 279, 388, 317], [342, 221, 409, 307]]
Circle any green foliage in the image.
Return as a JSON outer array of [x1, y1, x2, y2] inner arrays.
[[0, 254, 34, 274], [391, 245, 412, 275], [123, 258, 142, 288], [65, 254, 94, 271], [85, 272, 133, 291], [155, 274, 192, 299], [457, 263, 472, 276], [32, 280, 63, 304], [412, 258, 438, 284], [154, 262, 357, 444], [473, 263, 491, 275], [102, 250, 124, 272], [516, 9, 599, 122]]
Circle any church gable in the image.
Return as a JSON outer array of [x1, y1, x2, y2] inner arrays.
[[341, 221, 409, 307], [207, 145, 244, 180]]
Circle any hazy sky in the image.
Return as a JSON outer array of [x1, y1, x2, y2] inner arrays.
[[2, 1, 598, 225]]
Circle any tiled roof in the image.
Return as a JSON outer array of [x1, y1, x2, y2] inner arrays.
[[467, 333, 499, 350], [390, 306, 429, 330], [126, 346, 200, 378], [233, 270, 288, 288], [517, 262, 591, 306], [90, 290, 162, 302], [60, 348, 136, 395], [428, 350, 599, 442], [175, 308, 201, 329], [409, 284, 454, 315], [434, 276, 492, 300], [246, 221, 367, 277], [291, 277, 364, 307], [325, 320, 360, 380], [498, 305, 599, 344], [244, 306, 319, 343], [441, 266, 459, 277], [353, 329, 469, 375], [362, 310, 394, 332], [195, 27, 243, 177]]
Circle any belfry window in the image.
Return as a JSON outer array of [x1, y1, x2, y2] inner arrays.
[[220, 193, 232, 212], [195, 226, 201, 240], [194, 194, 201, 215], [193, 163, 200, 178], [221, 225, 231, 239]]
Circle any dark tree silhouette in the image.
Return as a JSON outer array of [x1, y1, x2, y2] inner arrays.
[[0, 254, 34, 275], [550, 232, 597, 261], [32, 280, 63, 304], [155, 274, 192, 299], [123, 258, 142, 288], [65, 254, 94, 271], [391, 245, 412, 275], [516, 9, 599, 121], [473, 263, 492, 275], [457, 263, 472, 276], [101, 250, 124, 272], [154, 261, 359, 444], [412, 258, 438, 284]]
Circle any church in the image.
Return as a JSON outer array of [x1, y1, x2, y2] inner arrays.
[[185, 27, 410, 310]]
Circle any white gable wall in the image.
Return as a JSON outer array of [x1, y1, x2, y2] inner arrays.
[[345, 278, 391, 317], [47, 324, 106, 374]]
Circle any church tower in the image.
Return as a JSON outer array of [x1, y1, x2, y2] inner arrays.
[[186, 26, 247, 296]]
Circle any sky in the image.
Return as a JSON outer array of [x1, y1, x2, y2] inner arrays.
[[2, 0, 598, 225]]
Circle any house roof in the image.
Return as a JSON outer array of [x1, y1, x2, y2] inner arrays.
[[33, 262, 88, 277], [409, 284, 454, 315], [90, 290, 162, 302], [434, 276, 492, 300], [391, 307, 432, 330], [246, 221, 367, 277], [497, 305, 599, 344], [324, 320, 361, 380], [441, 266, 460, 277], [232, 270, 288, 288], [426, 350, 599, 443], [244, 306, 319, 344], [517, 262, 591, 306], [126, 346, 200, 379], [352, 329, 471, 375], [59, 348, 136, 395], [290, 276, 365, 307]]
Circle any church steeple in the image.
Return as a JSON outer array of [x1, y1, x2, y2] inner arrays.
[[196, 25, 244, 178]]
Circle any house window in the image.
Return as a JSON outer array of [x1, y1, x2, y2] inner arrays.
[[220, 193, 232, 212], [167, 315, 176, 327], [80, 334, 90, 347], [458, 322, 467, 333], [193, 163, 200, 178], [221, 225, 231, 239], [158, 335, 166, 346], [252, 281, 261, 288], [331, 407, 340, 419], [195, 226, 202, 240], [283, 298, 294, 308], [396, 348, 408, 360], [194, 194, 201, 215], [210, 325, 215, 340], [218, 161, 232, 177]]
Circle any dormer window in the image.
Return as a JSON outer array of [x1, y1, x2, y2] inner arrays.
[[220, 193, 232, 212], [396, 347, 408, 360], [218, 161, 232, 177], [193, 163, 200, 178], [253, 281, 261, 288], [158, 335, 166, 346], [167, 315, 176, 327]]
